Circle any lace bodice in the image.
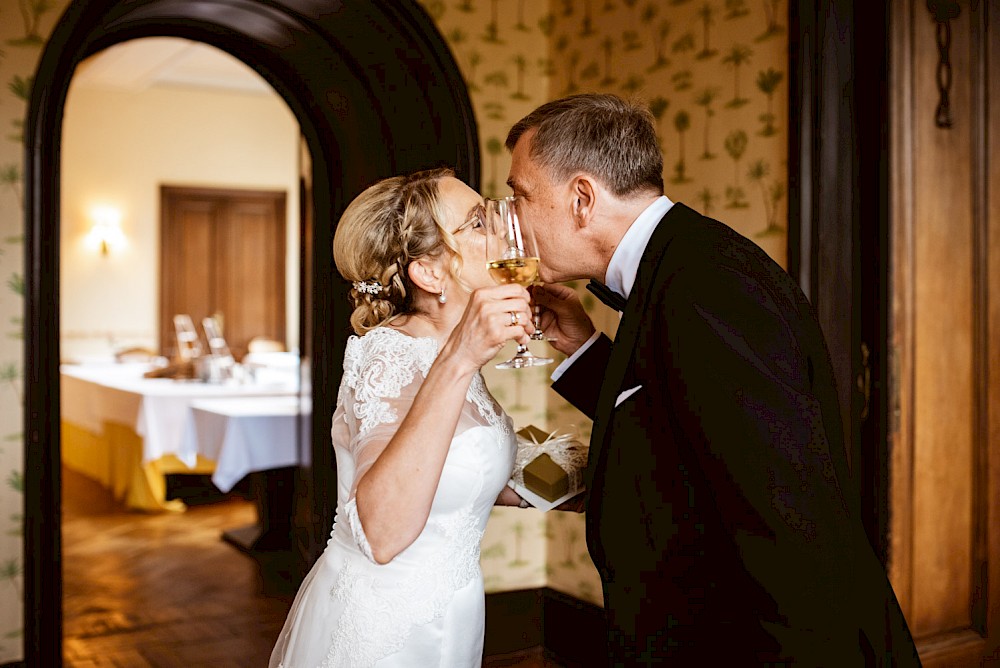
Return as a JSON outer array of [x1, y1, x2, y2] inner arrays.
[[269, 327, 516, 668], [332, 327, 511, 501]]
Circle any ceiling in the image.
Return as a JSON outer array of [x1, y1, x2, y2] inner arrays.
[[72, 37, 274, 95]]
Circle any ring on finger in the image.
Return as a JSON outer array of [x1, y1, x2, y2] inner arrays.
[[509, 311, 520, 326]]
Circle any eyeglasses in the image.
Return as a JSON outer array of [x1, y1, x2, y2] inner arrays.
[[452, 201, 488, 236]]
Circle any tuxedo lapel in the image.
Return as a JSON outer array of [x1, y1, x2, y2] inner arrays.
[[584, 203, 697, 486]]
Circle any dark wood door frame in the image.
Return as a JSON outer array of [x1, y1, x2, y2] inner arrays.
[[788, 0, 890, 560], [23, 1, 478, 664]]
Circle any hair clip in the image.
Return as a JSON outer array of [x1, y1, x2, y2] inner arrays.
[[353, 280, 384, 295]]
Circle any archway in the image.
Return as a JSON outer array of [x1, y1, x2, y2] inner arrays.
[[23, 1, 478, 664]]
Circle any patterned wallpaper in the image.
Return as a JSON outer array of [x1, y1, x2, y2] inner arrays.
[[0, 0, 69, 661], [421, 0, 789, 607], [0, 0, 788, 659], [546, 0, 789, 263]]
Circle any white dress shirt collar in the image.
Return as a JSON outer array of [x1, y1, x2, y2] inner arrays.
[[604, 196, 674, 300]]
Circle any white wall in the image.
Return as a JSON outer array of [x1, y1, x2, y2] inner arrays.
[[60, 82, 300, 361]]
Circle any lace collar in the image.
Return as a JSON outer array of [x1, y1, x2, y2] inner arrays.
[[342, 327, 509, 447]]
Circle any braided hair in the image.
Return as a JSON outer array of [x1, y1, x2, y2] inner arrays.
[[333, 167, 467, 334]]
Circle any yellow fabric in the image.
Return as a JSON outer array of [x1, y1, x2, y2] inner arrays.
[[61, 420, 215, 512]]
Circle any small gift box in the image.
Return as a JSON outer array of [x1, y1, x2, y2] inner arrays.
[[524, 453, 568, 502], [508, 424, 588, 512]]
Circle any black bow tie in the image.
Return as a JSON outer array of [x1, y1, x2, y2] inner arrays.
[[587, 280, 626, 312]]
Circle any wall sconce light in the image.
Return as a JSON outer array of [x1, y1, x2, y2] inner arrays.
[[85, 205, 126, 256]]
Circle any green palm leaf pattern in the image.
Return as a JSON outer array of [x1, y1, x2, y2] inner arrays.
[[696, 187, 718, 215], [8, 0, 55, 45], [722, 44, 753, 107], [649, 20, 672, 70], [579, 0, 596, 37], [511, 55, 530, 99], [7, 75, 31, 101], [8, 118, 24, 144], [622, 29, 642, 51], [538, 13, 554, 36], [670, 31, 695, 56], [6, 274, 24, 297], [748, 159, 786, 236], [6, 470, 22, 494], [0, 559, 22, 599], [695, 3, 719, 60], [724, 130, 750, 208], [671, 110, 692, 184], [757, 0, 786, 41], [694, 87, 720, 159], [756, 67, 784, 135], [1, 165, 22, 205], [648, 96, 670, 147], [600, 36, 618, 85], [515, 0, 530, 30], [485, 137, 503, 198], [725, 0, 750, 19]]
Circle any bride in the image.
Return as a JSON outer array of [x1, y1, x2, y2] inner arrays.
[[270, 168, 532, 667]]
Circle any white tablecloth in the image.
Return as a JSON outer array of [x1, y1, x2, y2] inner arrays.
[[61, 363, 300, 467], [183, 396, 312, 493]]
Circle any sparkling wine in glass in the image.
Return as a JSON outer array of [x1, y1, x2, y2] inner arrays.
[[487, 256, 540, 286], [485, 197, 553, 369]]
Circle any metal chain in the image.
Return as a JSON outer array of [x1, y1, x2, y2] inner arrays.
[[927, 0, 961, 128], [935, 20, 954, 127]]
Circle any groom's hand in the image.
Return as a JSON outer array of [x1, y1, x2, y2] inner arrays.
[[531, 284, 596, 357], [554, 491, 586, 513]]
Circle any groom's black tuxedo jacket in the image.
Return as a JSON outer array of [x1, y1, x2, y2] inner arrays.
[[554, 203, 920, 665]]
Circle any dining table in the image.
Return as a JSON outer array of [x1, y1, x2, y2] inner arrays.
[[60, 361, 302, 512], [181, 395, 311, 551]]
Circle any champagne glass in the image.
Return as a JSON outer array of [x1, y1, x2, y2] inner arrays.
[[528, 280, 556, 342], [485, 196, 553, 369]]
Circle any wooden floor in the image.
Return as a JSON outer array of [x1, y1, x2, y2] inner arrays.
[[61, 467, 558, 667]]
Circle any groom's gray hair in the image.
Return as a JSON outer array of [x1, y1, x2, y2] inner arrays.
[[505, 93, 664, 198]]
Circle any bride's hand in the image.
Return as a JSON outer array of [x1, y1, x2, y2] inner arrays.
[[440, 284, 532, 372]]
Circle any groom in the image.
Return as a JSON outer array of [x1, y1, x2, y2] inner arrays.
[[507, 93, 921, 665]]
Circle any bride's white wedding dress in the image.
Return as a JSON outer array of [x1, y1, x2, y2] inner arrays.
[[270, 327, 515, 668]]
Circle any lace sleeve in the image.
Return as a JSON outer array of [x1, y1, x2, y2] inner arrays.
[[338, 330, 437, 560]]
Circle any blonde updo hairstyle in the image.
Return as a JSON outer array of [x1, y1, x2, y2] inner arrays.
[[333, 167, 469, 335]]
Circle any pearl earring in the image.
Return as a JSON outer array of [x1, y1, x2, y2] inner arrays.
[[438, 287, 447, 304]]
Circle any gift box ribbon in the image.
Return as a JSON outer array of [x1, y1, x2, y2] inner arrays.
[[512, 429, 589, 492]]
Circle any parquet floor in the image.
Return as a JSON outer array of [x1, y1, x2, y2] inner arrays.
[[62, 467, 294, 667], [61, 466, 557, 668]]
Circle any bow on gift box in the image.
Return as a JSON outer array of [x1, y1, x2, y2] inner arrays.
[[512, 425, 589, 500]]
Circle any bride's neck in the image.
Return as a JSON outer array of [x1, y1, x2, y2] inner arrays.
[[389, 297, 463, 347]]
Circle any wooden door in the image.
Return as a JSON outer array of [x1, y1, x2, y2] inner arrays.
[[160, 186, 286, 360], [889, 1, 1000, 663]]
